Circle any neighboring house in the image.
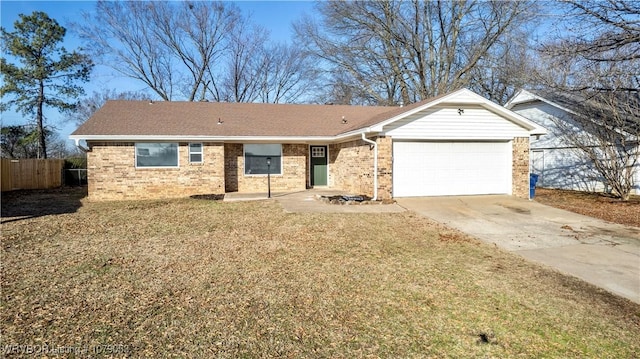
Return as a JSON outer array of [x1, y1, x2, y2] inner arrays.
[[70, 88, 546, 201], [506, 89, 640, 195]]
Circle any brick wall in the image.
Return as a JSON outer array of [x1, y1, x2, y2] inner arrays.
[[329, 136, 392, 199], [88, 138, 529, 201], [376, 137, 393, 199], [512, 137, 530, 199], [224, 144, 241, 192], [224, 143, 307, 193], [87, 142, 224, 201]]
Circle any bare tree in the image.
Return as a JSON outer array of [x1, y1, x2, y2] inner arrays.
[[76, 1, 236, 101], [65, 89, 150, 126], [216, 19, 268, 102], [549, 0, 639, 64], [316, 71, 379, 105], [469, 28, 538, 105], [533, 0, 640, 199], [547, 89, 639, 200], [257, 43, 318, 104], [538, 0, 639, 89], [76, 1, 315, 104], [295, 0, 533, 105]]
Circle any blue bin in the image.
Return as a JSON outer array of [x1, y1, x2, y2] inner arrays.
[[530, 173, 539, 198]]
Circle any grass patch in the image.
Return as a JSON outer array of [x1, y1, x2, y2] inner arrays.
[[1, 189, 639, 357]]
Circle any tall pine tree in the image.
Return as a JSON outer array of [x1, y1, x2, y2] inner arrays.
[[1, 11, 92, 158]]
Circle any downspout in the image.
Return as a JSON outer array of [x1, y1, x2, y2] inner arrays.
[[361, 133, 378, 201], [74, 138, 90, 153]]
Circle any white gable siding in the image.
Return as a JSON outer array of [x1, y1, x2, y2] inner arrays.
[[530, 147, 605, 192], [509, 102, 580, 150], [443, 90, 487, 103], [511, 100, 608, 193], [383, 105, 530, 140]]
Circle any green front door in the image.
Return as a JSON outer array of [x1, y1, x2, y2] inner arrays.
[[310, 146, 328, 186]]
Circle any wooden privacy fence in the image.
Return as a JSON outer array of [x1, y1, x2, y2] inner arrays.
[[1, 158, 64, 191]]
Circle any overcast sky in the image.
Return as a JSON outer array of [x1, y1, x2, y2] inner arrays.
[[0, 0, 315, 143]]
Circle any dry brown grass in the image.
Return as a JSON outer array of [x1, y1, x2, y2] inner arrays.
[[535, 188, 640, 227], [1, 188, 639, 357]]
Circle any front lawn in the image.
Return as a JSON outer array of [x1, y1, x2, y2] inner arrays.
[[1, 189, 639, 357]]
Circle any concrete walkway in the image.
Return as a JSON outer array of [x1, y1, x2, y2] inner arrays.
[[397, 195, 640, 304], [225, 189, 406, 214]]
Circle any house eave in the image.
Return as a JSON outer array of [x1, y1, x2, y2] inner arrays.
[[506, 89, 579, 117], [69, 130, 376, 145]]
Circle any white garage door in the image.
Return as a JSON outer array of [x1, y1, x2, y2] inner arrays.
[[393, 141, 512, 197]]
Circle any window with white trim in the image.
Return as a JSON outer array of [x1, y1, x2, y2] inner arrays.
[[135, 143, 179, 167], [189, 143, 203, 163], [244, 144, 282, 175]]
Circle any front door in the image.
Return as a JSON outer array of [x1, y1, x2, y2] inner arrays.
[[310, 145, 328, 186]]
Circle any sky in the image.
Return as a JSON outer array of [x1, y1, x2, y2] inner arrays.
[[0, 0, 316, 147]]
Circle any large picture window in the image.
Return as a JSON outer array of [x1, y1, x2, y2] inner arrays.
[[136, 143, 179, 167], [244, 144, 282, 175]]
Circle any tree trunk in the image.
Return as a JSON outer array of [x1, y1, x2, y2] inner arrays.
[[37, 80, 47, 159]]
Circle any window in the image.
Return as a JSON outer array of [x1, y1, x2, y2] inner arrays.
[[311, 146, 325, 158], [189, 143, 203, 163], [135, 143, 178, 167], [244, 144, 282, 175]]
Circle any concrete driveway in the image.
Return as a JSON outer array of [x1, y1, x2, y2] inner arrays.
[[397, 195, 640, 304]]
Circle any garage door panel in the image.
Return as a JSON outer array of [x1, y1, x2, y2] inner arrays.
[[393, 141, 511, 197]]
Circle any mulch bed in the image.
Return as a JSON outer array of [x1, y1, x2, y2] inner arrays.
[[534, 188, 640, 228], [318, 194, 395, 205], [190, 194, 225, 201]]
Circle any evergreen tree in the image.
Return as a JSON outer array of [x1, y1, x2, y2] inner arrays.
[[1, 11, 92, 158]]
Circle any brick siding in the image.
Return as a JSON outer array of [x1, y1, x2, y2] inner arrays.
[[87, 137, 529, 201], [329, 136, 392, 199], [512, 137, 530, 199], [86, 142, 224, 201], [376, 137, 393, 199], [224, 143, 307, 193]]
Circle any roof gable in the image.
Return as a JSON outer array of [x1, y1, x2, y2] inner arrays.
[[370, 88, 546, 135], [382, 105, 533, 140], [505, 89, 578, 116], [507, 89, 640, 136]]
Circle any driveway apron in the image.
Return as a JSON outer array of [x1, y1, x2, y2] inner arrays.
[[397, 195, 640, 304]]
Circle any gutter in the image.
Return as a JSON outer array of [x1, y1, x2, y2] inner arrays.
[[361, 133, 378, 201], [69, 132, 368, 144]]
